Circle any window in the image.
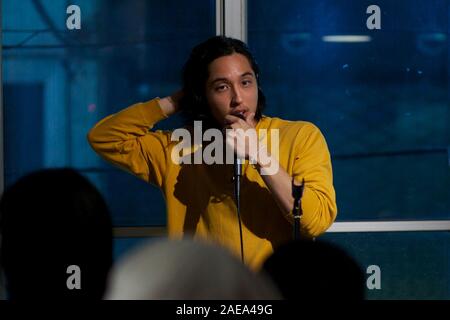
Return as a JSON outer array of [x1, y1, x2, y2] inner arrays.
[[321, 231, 450, 299], [247, 0, 450, 220], [2, 0, 216, 226]]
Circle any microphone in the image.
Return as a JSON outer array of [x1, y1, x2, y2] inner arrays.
[[292, 178, 305, 240], [234, 156, 242, 177]]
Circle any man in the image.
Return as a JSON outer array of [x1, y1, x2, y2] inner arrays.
[[88, 36, 337, 270]]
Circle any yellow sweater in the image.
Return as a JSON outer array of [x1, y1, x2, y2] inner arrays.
[[88, 98, 337, 270]]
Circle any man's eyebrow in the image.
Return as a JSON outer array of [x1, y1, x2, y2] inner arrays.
[[209, 72, 255, 85]]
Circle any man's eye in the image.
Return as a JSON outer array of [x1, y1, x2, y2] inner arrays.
[[216, 85, 227, 91], [242, 80, 252, 86]]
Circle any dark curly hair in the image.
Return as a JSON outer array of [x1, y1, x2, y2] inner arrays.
[[180, 36, 266, 128]]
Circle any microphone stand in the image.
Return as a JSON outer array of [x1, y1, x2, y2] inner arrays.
[[292, 178, 305, 240], [233, 112, 246, 263], [234, 156, 245, 263]]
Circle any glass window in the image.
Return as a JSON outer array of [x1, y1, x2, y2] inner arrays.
[[320, 231, 450, 299], [2, 0, 216, 226], [248, 0, 450, 220]]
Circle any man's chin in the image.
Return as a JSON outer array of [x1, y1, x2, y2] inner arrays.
[[197, 116, 223, 130]]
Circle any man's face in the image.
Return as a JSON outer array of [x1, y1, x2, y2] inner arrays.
[[205, 53, 258, 127]]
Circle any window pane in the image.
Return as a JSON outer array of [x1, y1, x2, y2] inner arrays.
[[2, 0, 216, 226], [320, 231, 450, 299], [84, 171, 166, 226], [248, 0, 450, 220]]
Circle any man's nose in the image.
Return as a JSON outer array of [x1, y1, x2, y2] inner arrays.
[[231, 85, 243, 106]]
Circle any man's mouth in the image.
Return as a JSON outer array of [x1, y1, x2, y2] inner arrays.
[[231, 110, 246, 119]]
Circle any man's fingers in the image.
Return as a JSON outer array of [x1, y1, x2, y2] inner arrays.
[[225, 114, 243, 123], [245, 112, 255, 124]]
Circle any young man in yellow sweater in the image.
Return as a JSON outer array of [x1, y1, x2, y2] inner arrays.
[[88, 36, 337, 270]]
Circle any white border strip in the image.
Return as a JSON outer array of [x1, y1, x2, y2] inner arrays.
[[216, 0, 224, 36], [113, 220, 450, 238], [327, 220, 450, 233], [216, 0, 247, 41]]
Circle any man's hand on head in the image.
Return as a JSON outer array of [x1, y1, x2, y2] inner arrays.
[[159, 90, 184, 117]]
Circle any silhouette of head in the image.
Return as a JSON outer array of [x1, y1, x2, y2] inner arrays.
[[105, 238, 281, 300], [0, 168, 113, 299], [262, 239, 365, 300]]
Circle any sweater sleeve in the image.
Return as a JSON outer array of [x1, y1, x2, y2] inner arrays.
[[291, 122, 337, 237], [87, 98, 171, 188]]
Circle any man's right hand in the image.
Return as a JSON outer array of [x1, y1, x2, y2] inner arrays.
[[159, 90, 183, 117]]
